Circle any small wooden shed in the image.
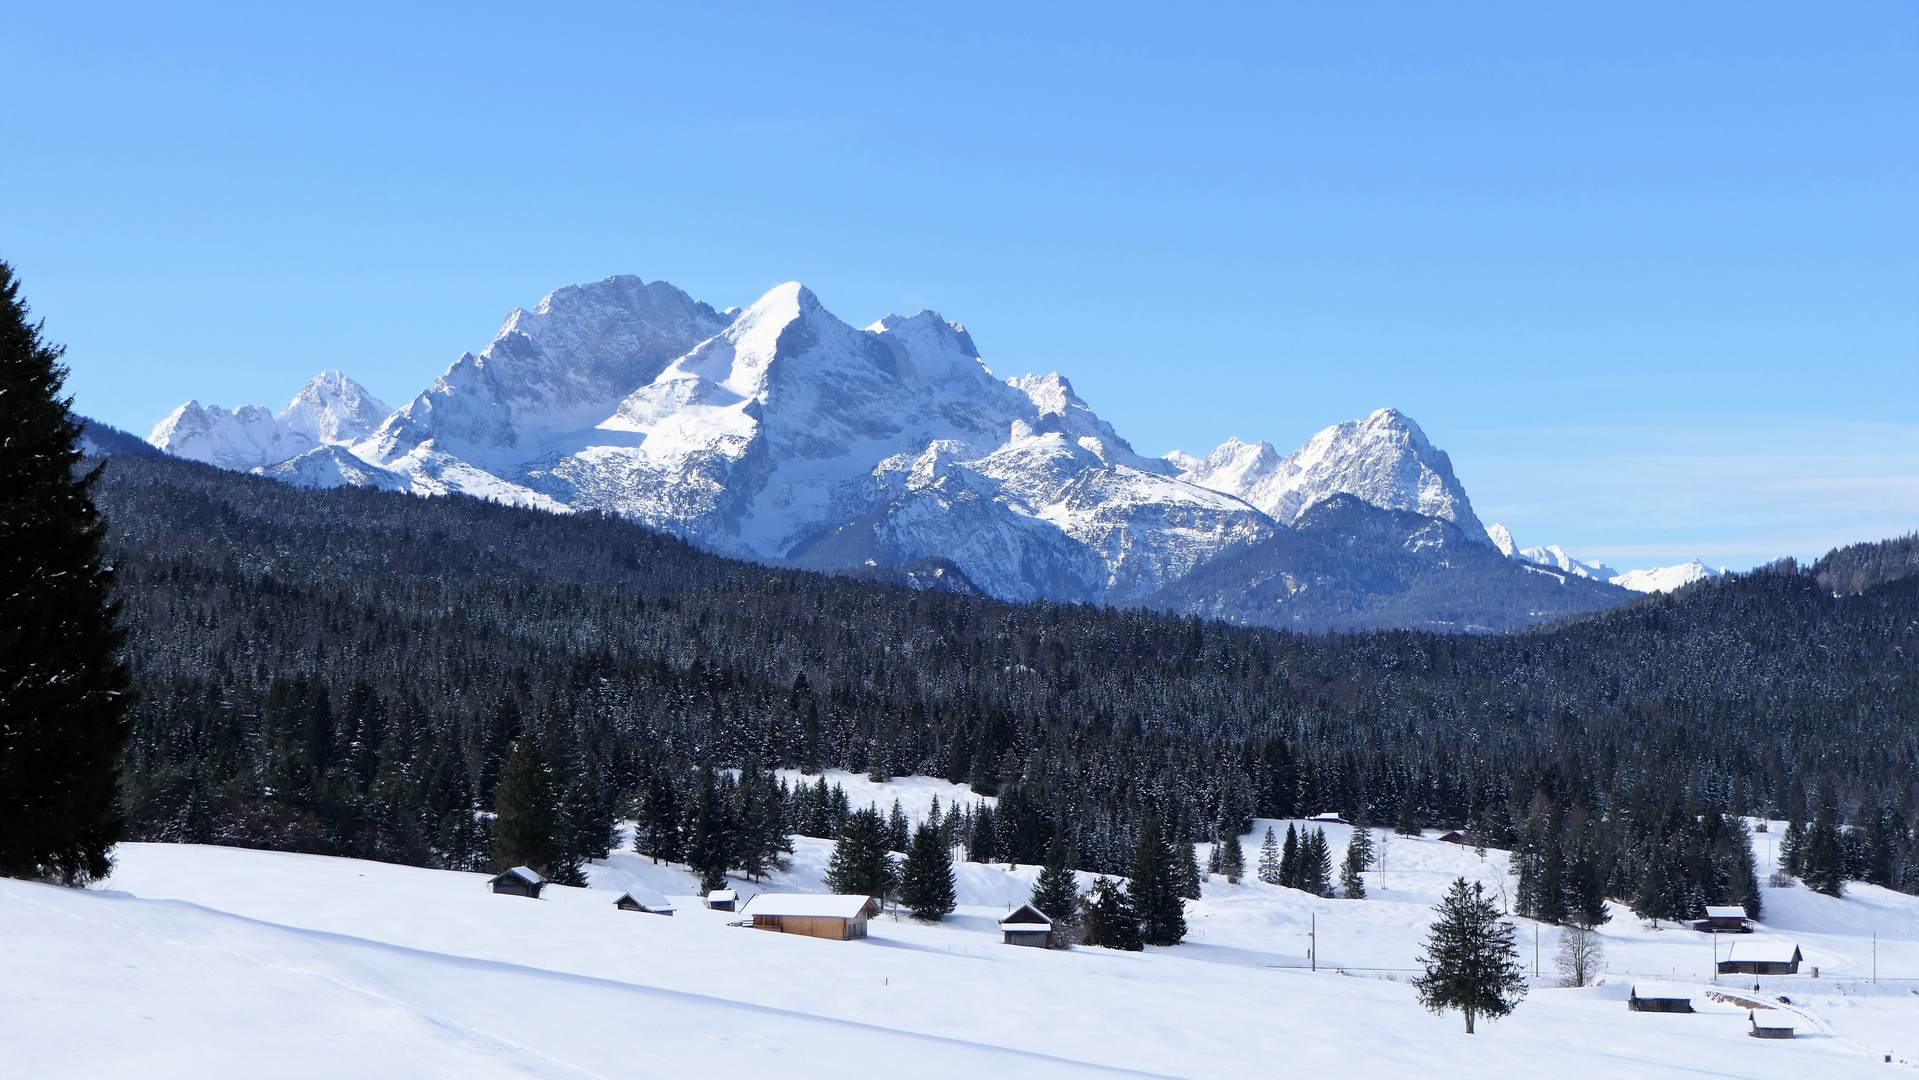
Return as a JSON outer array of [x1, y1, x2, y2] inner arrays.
[[1702, 905, 1750, 933], [1717, 942, 1802, 975], [1628, 985, 1694, 1013], [1308, 812, 1351, 826], [488, 866, 546, 899], [614, 890, 675, 916], [1436, 831, 1467, 845], [740, 894, 881, 940], [1749, 1010, 1794, 1039], [999, 904, 1055, 948], [704, 888, 738, 912]]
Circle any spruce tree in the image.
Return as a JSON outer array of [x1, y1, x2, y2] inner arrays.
[[490, 736, 565, 877], [1413, 877, 1528, 1033], [1130, 817, 1187, 945], [1279, 823, 1300, 888], [684, 765, 733, 894], [1340, 828, 1372, 899], [1257, 826, 1283, 885], [1397, 792, 1420, 837], [825, 807, 896, 899], [1173, 816, 1204, 900], [1030, 832, 1081, 928], [638, 767, 682, 863], [1079, 876, 1141, 951], [1301, 827, 1333, 896], [1803, 800, 1845, 897], [1216, 828, 1245, 884], [0, 260, 133, 886], [898, 822, 956, 921]]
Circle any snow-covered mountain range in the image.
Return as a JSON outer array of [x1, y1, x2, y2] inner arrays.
[[145, 274, 1714, 616]]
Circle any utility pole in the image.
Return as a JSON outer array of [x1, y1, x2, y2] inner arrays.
[[1534, 924, 1539, 979], [1873, 931, 1877, 984], [1712, 931, 1719, 985], [1310, 912, 1317, 972]]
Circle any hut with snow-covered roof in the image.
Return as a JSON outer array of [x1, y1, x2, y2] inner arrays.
[[740, 894, 880, 940], [614, 890, 675, 915], [1717, 942, 1801, 975], [1748, 1010, 1794, 1039], [1627, 984, 1694, 1013], [1702, 906, 1751, 933], [488, 866, 546, 898], [704, 888, 738, 912], [999, 904, 1055, 948]]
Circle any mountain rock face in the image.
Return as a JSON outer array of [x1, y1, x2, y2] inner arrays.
[[142, 274, 1642, 628], [1173, 409, 1491, 541], [149, 371, 389, 471], [1611, 559, 1723, 593], [1485, 521, 1724, 594]]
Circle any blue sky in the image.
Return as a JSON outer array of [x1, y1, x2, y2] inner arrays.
[[3, 2, 1914, 571]]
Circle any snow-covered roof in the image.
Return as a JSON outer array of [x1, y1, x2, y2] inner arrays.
[[741, 894, 879, 919], [1726, 942, 1800, 964], [1750, 1010, 1794, 1030], [999, 904, 1053, 928], [706, 889, 737, 902], [616, 890, 674, 911], [1308, 813, 1348, 823], [490, 866, 545, 885], [1631, 982, 1693, 1000], [1704, 906, 1747, 920]]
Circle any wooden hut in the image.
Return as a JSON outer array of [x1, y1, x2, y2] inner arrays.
[[740, 894, 881, 940], [1627, 985, 1694, 1013], [1435, 831, 1467, 845], [488, 866, 546, 898], [614, 890, 675, 916], [1702, 905, 1750, 933], [704, 888, 738, 912], [999, 904, 1055, 948], [1308, 813, 1350, 826], [1748, 1010, 1794, 1039], [1717, 942, 1802, 975]]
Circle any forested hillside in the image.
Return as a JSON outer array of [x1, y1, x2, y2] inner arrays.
[[99, 453, 1919, 914]]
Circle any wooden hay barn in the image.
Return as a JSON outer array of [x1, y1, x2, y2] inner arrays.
[[1308, 813, 1350, 825], [1436, 831, 1467, 845], [740, 894, 881, 941], [614, 890, 675, 915], [704, 888, 737, 912], [1702, 905, 1751, 933], [999, 904, 1054, 948], [1628, 985, 1694, 1013], [1749, 1010, 1794, 1039], [488, 866, 546, 898], [1717, 942, 1802, 975]]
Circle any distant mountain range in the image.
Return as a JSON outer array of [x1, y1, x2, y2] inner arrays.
[[134, 274, 1720, 631]]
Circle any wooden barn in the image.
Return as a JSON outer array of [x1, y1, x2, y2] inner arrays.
[[1717, 942, 1802, 975], [1308, 813, 1350, 826], [1435, 831, 1467, 845], [998, 904, 1055, 948], [1749, 1010, 1794, 1039], [1627, 985, 1694, 1013], [488, 866, 546, 898], [740, 894, 881, 941], [704, 889, 738, 912], [1702, 905, 1751, 933], [614, 890, 675, 916]]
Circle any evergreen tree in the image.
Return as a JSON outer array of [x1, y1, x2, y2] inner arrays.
[[1802, 798, 1845, 897], [1216, 828, 1245, 885], [1396, 792, 1420, 837], [1173, 816, 1204, 900], [490, 736, 566, 878], [637, 766, 682, 864], [1130, 817, 1187, 945], [1257, 826, 1283, 885], [684, 765, 732, 895], [1030, 832, 1081, 929], [1413, 877, 1529, 1033], [899, 822, 956, 921], [1279, 823, 1300, 888], [1340, 828, 1372, 898], [1079, 876, 1141, 951], [1301, 827, 1334, 896], [825, 807, 897, 899], [0, 259, 134, 885], [886, 798, 911, 854]]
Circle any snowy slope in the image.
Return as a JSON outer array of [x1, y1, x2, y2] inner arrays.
[[12, 797, 1914, 1078], [1486, 523, 1726, 595], [1611, 559, 1725, 593]]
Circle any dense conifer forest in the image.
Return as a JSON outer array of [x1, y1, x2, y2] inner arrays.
[[98, 453, 1919, 917]]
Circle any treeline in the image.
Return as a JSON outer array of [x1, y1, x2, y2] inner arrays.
[[96, 454, 1919, 910]]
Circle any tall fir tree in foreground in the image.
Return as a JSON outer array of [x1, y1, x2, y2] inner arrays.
[[0, 261, 132, 885], [1079, 876, 1142, 951], [1278, 824, 1300, 887], [1030, 832, 1081, 932], [899, 822, 956, 921], [1257, 826, 1283, 885], [825, 806, 897, 899], [1299, 828, 1333, 897], [1130, 817, 1188, 945], [1413, 877, 1528, 1033], [491, 735, 572, 881]]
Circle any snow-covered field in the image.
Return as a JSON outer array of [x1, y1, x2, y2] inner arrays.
[[6, 790, 1918, 1078]]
